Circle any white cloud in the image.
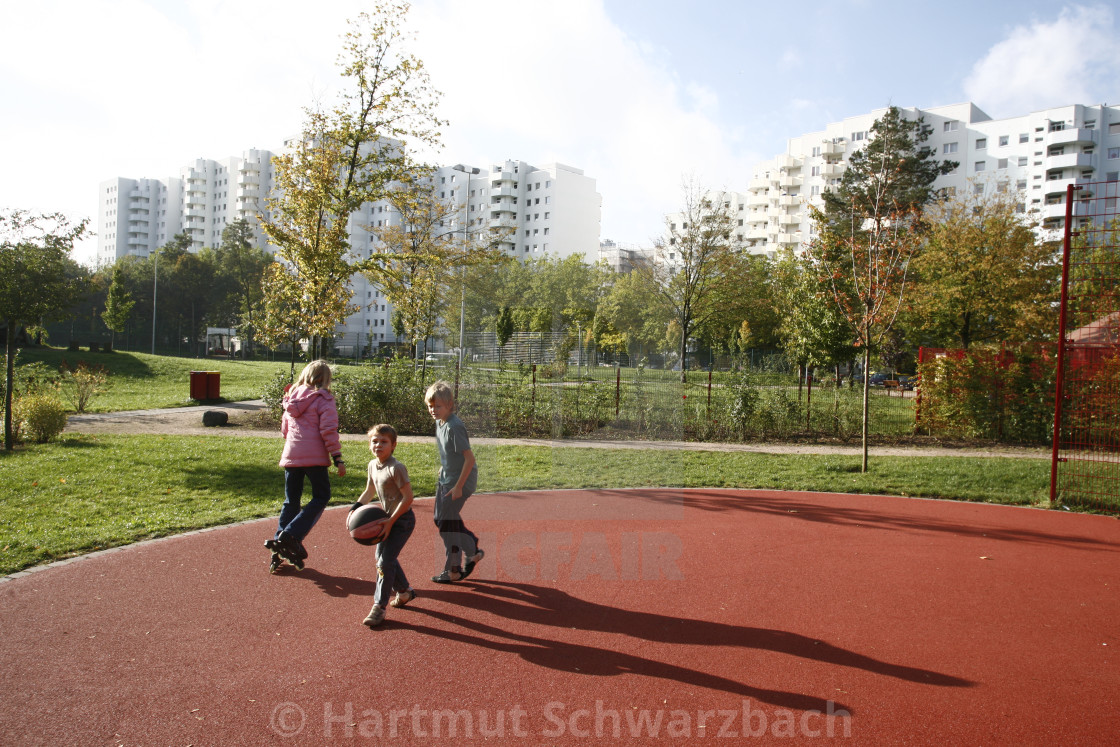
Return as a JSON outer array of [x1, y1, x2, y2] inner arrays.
[[964, 4, 1120, 116]]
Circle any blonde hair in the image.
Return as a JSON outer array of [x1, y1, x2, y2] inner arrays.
[[296, 359, 333, 390], [368, 423, 398, 444], [424, 380, 455, 411]]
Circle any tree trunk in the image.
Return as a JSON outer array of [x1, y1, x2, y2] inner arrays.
[[861, 342, 871, 473], [679, 322, 688, 384], [5, 320, 16, 451]]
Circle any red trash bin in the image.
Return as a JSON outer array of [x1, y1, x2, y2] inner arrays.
[[189, 371, 208, 400], [206, 371, 221, 400]]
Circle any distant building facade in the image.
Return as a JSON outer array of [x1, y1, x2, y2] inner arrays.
[[745, 102, 1120, 256]]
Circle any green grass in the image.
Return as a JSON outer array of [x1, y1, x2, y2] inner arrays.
[[0, 433, 1052, 575], [14, 348, 291, 411]]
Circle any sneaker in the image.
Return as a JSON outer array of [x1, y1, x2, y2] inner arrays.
[[390, 589, 416, 608], [431, 568, 462, 584], [461, 549, 485, 579], [362, 604, 386, 627]]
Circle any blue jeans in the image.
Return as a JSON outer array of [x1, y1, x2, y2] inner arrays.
[[375, 509, 415, 608], [276, 466, 331, 541], [433, 482, 478, 570]]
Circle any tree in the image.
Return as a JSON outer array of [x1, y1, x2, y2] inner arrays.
[[213, 218, 271, 356], [771, 247, 853, 385], [101, 263, 135, 350], [906, 186, 1058, 349], [594, 268, 671, 363], [0, 210, 90, 450], [495, 305, 514, 364], [261, 3, 444, 358], [633, 183, 745, 381], [807, 106, 956, 471]]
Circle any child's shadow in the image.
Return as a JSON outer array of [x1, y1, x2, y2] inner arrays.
[[280, 567, 375, 598], [421, 580, 972, 688]]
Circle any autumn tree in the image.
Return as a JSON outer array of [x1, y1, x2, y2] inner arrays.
[[0, 210, 90, 450], [906, 186, 1058, 349], [593, 268, 670, 363], [260, 3, 444, 359], [633, 184, 745, 381], [771, 247, 853, 386], [807, 106, 956, 470]]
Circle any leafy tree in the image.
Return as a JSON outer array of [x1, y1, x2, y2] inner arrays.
[[101, 263, 135, 350], [0, 209, 90, 450], [807, 106, 956, 470], [906, 186, 1059, 349], [495, 305, 514, 364], [771, 247, 853, 385], [594, 267, 670, 362], [213, 218, 271, 356], [262, 4, 445, 357], [633, 184, 745, 381]]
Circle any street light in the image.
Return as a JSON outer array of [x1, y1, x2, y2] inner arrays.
[[150, 249, 158, 354], [451, 164, 480, 368]]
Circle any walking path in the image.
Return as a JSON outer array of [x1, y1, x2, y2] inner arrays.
[[64, 399, 1050, 459]]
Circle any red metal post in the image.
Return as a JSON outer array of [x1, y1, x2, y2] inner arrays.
[[615, 366, 621, 418], [1049, 185, 1076, 503]]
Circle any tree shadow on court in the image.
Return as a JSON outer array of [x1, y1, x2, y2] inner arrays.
[[407, 579, 972, 710], [677, 489, 1120, 551]]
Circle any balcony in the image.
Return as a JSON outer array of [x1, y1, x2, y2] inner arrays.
[[777, 176, 802, 189], [489, 217, 516, 231], [236, 186, 258, 199], [748, 177, 770, 191], [775, 155, 801, 170], [820, 141, 845, 158], [185, 207, 205, 219], [127, 236, 148, 247], [778, 195, 800, 207], [776, 232, 800, 245], [490, 184, 517, 198], [240, 161, 260, 173], [778, 213, 800, 227], [747, 191, 769, 207], [239, 173, 259, 185], [746, 228, 769, 241], [1042, 177, 1091, 197], [1047, 127, 1096, 147], [821, 162, 845, 177], [1046, 153, 1094, 170]]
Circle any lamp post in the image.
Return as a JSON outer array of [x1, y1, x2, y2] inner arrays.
[[150, 249, 158, 355], [451, 164, 480, 368]]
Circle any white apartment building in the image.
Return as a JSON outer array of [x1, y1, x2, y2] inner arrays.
[[745, 101, 1120, 255], [99, 149, 601, 351], [336, 159, 602, 348]]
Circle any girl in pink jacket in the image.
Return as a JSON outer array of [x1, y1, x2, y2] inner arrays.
[[266, 360, 346, 572]]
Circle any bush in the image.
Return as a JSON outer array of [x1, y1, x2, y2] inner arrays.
[[17, 393, 68, 443], [59, 360, 109, 413]]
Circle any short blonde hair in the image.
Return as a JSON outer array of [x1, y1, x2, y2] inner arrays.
[[296, 359, 333, 390], [368, 423, 398, 444], [424, 380, 455, 411]]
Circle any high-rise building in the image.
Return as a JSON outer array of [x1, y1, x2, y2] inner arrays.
[[745, 102, 1120, 256], [98, 147, 601, 350]]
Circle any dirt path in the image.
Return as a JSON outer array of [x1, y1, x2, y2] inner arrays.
[[64, 400, 1050, 459]]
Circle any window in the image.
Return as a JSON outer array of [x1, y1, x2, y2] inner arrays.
[[998, 159, 1008, 169], [811, 146, 821, 157], [1018, 157, 1028, 167], [999, 135, 1009, 146], [974, 161, 986, 172], [944, 121, 959, 132], [1108, 147, 1120, 160], [1109, 123, 1120, 135], [1049, 121, 1065, 132], [1019, 133, 1029, 143], [943, 142, 958, 154], [1107, 172, 1119, 181], [852, 131, 867, 141], [976, 138, 987, 149], [811, 166, 821, 176]]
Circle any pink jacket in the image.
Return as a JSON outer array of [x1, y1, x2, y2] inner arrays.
[[279, 384, 342, 468]]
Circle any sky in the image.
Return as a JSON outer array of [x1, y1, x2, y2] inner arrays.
[[2, 0, 1118, 266]]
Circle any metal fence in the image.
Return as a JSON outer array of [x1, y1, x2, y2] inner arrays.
[[1051, 180, 1120, 511]]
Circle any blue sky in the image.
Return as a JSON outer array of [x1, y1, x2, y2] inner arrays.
[[1, 0, 1117, 265]]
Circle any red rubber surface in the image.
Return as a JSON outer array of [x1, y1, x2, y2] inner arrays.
[[1, 489, 1118, 745]]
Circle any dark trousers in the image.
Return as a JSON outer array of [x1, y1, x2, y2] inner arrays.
[[276, 466, 331, 541]]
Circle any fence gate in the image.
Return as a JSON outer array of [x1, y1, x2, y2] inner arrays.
[[1050, 180, 1120, 510]]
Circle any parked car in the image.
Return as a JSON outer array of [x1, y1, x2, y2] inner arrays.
[[868, 373, 890, 387], [897, 375, 917, 390]]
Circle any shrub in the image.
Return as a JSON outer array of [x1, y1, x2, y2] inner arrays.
[[59, 360, 109, 413], [17, 393, 68, 443]]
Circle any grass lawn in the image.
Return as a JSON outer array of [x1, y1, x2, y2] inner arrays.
[[0, 433, 1052, 575], [15, 348, 291, 411]]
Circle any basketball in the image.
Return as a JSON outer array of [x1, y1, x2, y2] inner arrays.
[[348, 504, 390, 545]]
